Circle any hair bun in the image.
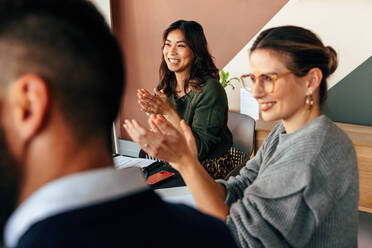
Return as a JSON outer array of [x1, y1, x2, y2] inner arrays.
[[325, 46, 338, 75]]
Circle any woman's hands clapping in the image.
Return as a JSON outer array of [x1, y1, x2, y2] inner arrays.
[[124, 115, 198, 171], [137, 88, 184, 132], [137, 88, 173, 116]]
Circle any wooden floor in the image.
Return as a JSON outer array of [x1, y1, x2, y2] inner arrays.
[[254, 120, 372, 214]]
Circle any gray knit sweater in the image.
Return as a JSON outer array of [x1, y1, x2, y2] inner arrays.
[[218, 115, 358, 248]]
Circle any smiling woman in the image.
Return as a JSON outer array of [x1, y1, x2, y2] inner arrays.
[[135, 20, 234, 179]]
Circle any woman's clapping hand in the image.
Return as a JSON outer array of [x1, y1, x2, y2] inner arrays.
[[137, 88, 173, 116], [124, 115, 198, 170]]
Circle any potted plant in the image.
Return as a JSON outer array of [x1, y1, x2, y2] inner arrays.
[[220, 69, 240, 90]]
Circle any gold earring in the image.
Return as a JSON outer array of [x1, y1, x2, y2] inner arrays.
[[306, 94, 314, 109]]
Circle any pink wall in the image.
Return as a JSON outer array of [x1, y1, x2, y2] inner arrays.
[[111, 0, 288, 138]]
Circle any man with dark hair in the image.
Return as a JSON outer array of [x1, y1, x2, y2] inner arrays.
[[0, 0, 238, 247]]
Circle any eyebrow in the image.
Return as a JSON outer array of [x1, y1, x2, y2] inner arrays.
[[263, 72, 278, 75], [165, 39, 187, 44]]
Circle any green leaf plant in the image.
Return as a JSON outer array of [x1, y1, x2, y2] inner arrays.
[[220, 69, 240, 90]]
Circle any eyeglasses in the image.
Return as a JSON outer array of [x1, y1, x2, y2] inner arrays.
[[240, 71, 292, 93]]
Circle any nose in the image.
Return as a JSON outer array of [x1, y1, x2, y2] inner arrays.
[[251, 82, 266, 100], [169, 45, 177, 55]]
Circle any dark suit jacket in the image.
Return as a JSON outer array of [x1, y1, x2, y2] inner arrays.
[[16, 189, 238, 247]]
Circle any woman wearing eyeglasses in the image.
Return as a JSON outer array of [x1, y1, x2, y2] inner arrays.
[[136, 20, 233, 179], [125, 26, 358, 247]]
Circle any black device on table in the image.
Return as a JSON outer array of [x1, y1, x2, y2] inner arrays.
[[113, 153, 185, 189], [142, 161, 185, 189]]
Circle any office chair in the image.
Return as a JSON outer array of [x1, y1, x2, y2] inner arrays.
[[225, 111, 256, 179]]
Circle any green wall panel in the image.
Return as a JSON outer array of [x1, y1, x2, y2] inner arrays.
[[323, 56, 372, 126]]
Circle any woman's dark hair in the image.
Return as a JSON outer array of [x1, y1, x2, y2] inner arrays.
[[158, 20, 219, 95], [250, 25, 337, 105]]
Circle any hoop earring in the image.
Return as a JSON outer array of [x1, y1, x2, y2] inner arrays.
[[306, 94, 314, 109]]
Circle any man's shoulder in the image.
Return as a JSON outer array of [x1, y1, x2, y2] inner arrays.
[[17, 190, 237, 248]]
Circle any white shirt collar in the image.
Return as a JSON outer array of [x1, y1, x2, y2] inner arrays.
[[4, 166, 149, 248]]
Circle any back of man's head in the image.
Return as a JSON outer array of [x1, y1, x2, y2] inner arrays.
[[0, 0, 124, 147]]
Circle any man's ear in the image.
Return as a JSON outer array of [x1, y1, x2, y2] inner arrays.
[[11, 74, 50, 141], [306, 68, 323, 95]]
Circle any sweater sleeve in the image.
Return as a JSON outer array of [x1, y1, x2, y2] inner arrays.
[[190, 78, 231, 160], [226, 159, 318, 248]]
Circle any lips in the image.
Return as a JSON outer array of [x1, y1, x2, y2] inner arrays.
[[259, 102, 275, 111], [168, 58, 180, 64]]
